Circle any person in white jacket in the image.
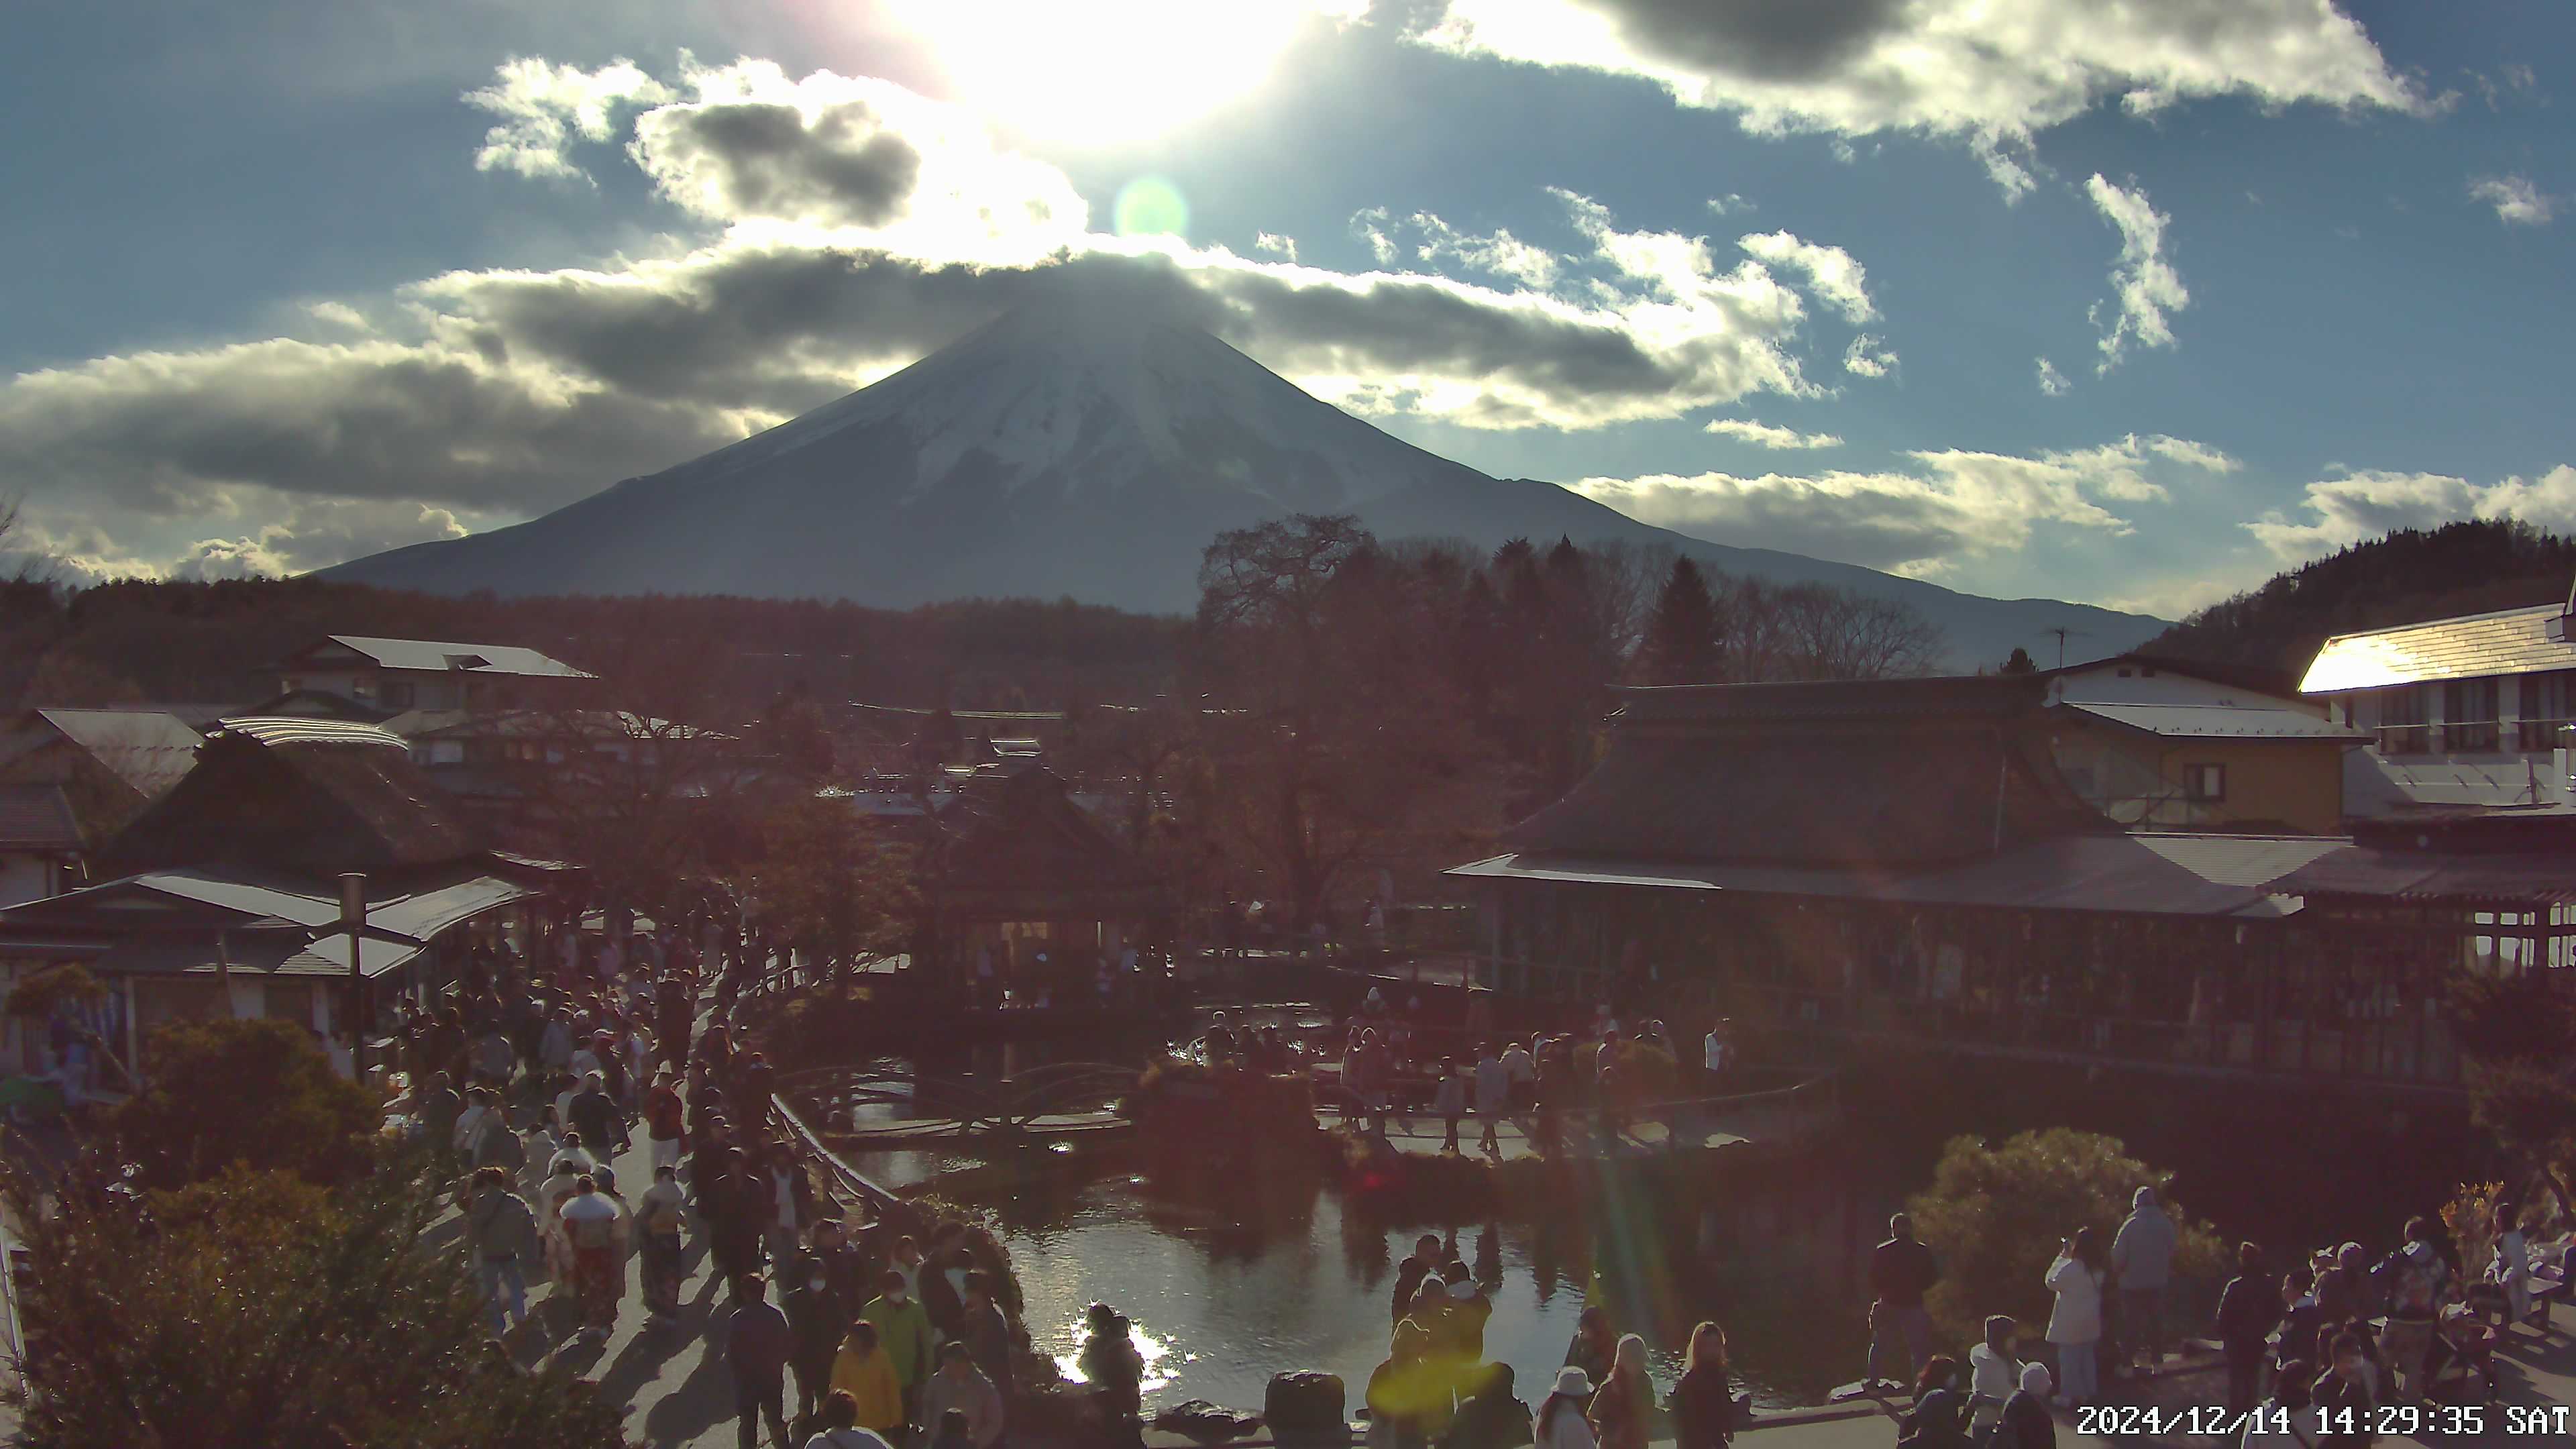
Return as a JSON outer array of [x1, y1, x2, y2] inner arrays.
[[1966, 1315, 2021, 1433], [2045, 1226, 2108, 1407], [1532, 1367, 1597, 1449]]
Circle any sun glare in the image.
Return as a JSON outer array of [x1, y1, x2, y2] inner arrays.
[[887, 0, 1324, 144]]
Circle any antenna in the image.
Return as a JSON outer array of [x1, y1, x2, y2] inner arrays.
[[2042, 625, 2091, 669]]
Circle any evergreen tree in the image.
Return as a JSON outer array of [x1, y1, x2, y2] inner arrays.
[[1638, 557, 1723, 685], [1998, 646, 2038, 676]]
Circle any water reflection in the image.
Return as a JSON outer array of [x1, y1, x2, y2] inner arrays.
[[1051, 1313, 1182, 1392], [856, 1146, 1882, 1414]]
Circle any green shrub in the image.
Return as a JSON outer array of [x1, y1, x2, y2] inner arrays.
[[1906, 1128, 2226, 1347], [112, 1016, 379, 1190]]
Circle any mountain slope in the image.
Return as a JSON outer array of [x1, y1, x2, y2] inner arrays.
[[327, 299, 2166, 667]]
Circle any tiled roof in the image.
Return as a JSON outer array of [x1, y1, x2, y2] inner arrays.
[[2300, 604, 2576, 694]]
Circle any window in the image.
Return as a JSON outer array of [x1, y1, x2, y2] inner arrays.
[[2442, 677, 2500, 753], [2522, 669, 2576, 751], [2184, 763, 2226, 802], [2379, 685, 2427, 754], [381, 681, 416, 709]]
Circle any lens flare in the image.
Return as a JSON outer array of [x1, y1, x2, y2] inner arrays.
[[1113, 177, 1191, 239]]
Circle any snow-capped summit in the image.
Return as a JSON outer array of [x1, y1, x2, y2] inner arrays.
[[326, 301, 2166, 664]]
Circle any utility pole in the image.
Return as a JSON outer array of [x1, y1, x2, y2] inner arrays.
[[341, 872, 368, 1081]]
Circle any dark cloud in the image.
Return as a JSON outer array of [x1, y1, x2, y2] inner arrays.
[[1603, 0, 1907, 80], [637, 99, 923, 226]]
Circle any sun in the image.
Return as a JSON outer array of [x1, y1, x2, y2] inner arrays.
[[885, 0, 1336, 145]]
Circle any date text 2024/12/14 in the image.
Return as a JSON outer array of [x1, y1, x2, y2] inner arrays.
[[2078, 1404, 2570, 1438]]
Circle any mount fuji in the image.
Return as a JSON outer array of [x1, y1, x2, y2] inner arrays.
[[325, 298, 2166, 665]]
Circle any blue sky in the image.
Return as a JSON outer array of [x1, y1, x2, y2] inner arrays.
[[3, 0, 2569, 617]]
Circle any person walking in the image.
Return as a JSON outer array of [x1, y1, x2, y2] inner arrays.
[[918, 1342, 1006, 1449], [2493, 1201, 2532, 1331], [2217, 1242, 2286, 1415], [861, 1268, 935, 1412], [959, 1269, 1016, 1401], [2112, 1186, 2180, 1372], [639, 1161, 689, 1322], [784, 1250, 850, 1428], [2045, 1226, 2109, 1408], [1867, 1214, 1939, 1389], [1532, 1368, 1595, 1449], [802, 1390, 889, 1449], [646, 1068, 687, 1176], [2379, 1215, 2454, 1408], [1474, 1046, 1511, 1157], [569, 1070, 631, 1159], [729, 1273, 796, 1449], [828, 1320, 908, 1438], [1670, 1321, 1734, 1449], [1587, 1335, 1650, 1449], [463, 1165, 538, 1336], [559, 1173, 628, 1342], [1434, 1061, 1468, 1155], [1564, 1307, 1616, 1401]]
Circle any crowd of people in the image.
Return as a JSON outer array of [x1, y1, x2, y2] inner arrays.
[[1864, 1189, 2554, 1446], [1360, 1237, 1743, 1449], [1318, 995, 1730, 1156], [394, 913, 1044, 1449]]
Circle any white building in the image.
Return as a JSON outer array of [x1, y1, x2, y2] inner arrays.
[[2299, 597, 2576, 815]]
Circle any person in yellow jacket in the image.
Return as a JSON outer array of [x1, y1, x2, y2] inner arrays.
[[830, 1319, 908, 1437]]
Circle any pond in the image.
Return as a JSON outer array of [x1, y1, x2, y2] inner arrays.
[[847, 1140, 1891, 1415]]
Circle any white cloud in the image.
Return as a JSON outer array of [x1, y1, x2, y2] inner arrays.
[[305, 301, 372, 333], [1253, 231, 1300, 261], [2469, 174, 2557, 226], [1416, 0, 2422, 196], [1409, 213, 1564, 289], [1737, 230, 1876, 323], [2035, 356, 2070, 396], [1573, 432, 2231, 576], [1707, 193, 1754, 216], [465, 56, 674, 182], [2086, 174, 2188, 372], [1351, 207, 1399, 264], [1703, 418, 1843, 449], [1842, 333, 1897, 378], [2246, 464, 2576, 561]]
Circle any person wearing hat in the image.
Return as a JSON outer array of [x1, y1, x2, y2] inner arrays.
[[1997, 1362, 2055, 1449], [1533, 1367, 1597, 1449]]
